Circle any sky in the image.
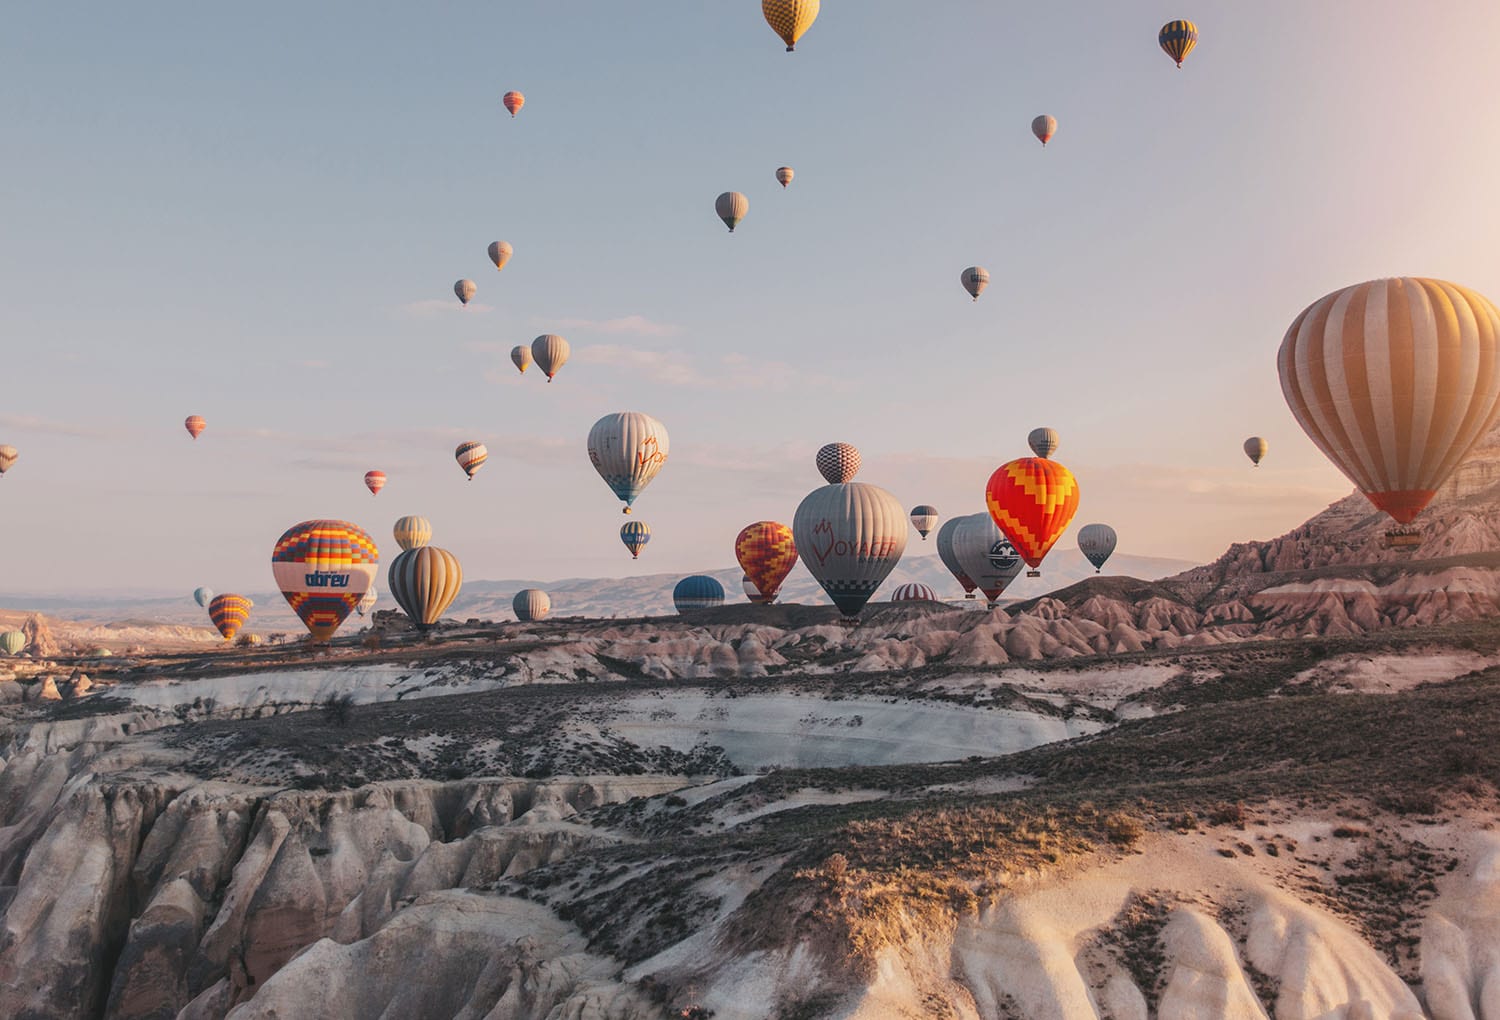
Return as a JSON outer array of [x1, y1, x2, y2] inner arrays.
[[5, 1, 1500, 595]]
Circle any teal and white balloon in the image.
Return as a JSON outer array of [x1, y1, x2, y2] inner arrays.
[[193, 586, 214, 608]]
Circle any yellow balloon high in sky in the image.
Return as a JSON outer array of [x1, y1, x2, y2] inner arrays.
[[1278, 277, 1500, 525], [762, 0, 819, 52]]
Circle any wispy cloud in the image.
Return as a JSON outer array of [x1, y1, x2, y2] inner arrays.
[[541, 314, 681, 338], [0, 414, 116, 439], [396, 299, 494, 316], [573, 345, 710, 387]]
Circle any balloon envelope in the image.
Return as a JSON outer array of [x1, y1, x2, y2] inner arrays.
[[674, 575, 725, 613], [715, 192, 748, 232], [364, 470, 386, 495], [0, 631, 24, 656], [1243, 437, 1268, 466], [502, 91, 524, 117], [815, 442, 861, 484], [193, 586, 214, 608], [1159, 20, 1198, 67], [488, 241, 513, 270], [587, 412, 669, 512], [742, 573, 769, 604], [455, 441, 488, 480], [891, 582, 937, 603], [776, 166, 794, 188], [736, 521, 798, 603], [620, 521, 651, 559], [454, 279, 476, 305], [793, 482, 907, 617], [208, 594, 252, 641], [356, 585, 378, 617], [184, 415, 206, 440], [1028, 427, 1060, 459], [952, 513, 1024, 606], [935, 517, 978, 597], [0, 446, 14, 475], [984, 458, 1081, 571], [531, 334, 570, 382], [961, 266, 989, 301], [388, 546, 463, 630], [1277, 278, 1500, 524], [909, 504, 939, 539], [513, 588, 551, 621], [1077, 523, 1118, 572], [1032, 115, 1057, 145], [393, 516, 432, 551], [762, 0, 819, 50], [511, 345, 532, 374], [271, 520, 379, 642]]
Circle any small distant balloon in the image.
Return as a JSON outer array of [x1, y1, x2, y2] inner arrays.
[[1159, 19, 1198, 68], [208, 594, 253, 642], [0, 631, 25, 656], [193, 586, 214, 608], [1243, 436, 1267, 467], [513, 588, 551, 622], [185, 415, 206, 440], [620, 520, 651, 560], [364, 470, 386, 496], [393, 515, 432, 551], [1077, 523, 1118, 573], [1032, 115, 1057, 146], [815, 442, 861, 484], [531, 334, 570, 382], [503, 91, 525, 117], [454, 279, 476, 306], [455, 441, 488, 481], [961, 266, 989, 302], [487, 241, 513, 271], [762, 0, 819, 51], [1028, 427, 1060, 459], [776, 166, 794, 188], [909, 505, 939, 540], [716, 192, 748, 232], [356, 585, 378, 617], [511, 345, 532, 374], [0, 445, 15, 475]]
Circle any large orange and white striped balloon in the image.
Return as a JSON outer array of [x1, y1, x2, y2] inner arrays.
[[1278, 278, 1500, 525]]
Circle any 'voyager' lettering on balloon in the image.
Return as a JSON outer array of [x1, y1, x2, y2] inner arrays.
[[808, 518, 899, 565]]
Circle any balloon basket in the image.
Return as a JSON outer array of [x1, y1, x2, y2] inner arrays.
[[1026, 570, 1041, 578], [964, 593, 976, 600], [1384, 528, 1423, 550]]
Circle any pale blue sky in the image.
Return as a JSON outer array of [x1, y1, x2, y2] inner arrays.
[[5, 1, 1500, 593]]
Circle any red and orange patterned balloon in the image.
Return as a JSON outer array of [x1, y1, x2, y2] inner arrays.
[[736, 521, 798, 604], [984, 458, 1080, 574], [364, 470, 386, 496], [270, 520, 379, 642], [208, 594, 252, 641]]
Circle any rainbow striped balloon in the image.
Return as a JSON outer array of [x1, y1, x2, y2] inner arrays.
[[271, 520, 379, 642]]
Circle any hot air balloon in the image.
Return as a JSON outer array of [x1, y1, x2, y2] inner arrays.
[[1278, 278, 1500, 538], [952, 514, 1024, 607], [961, 266, 989, 302], [620, 521, 651, 559], [502, 91, 525, 117], [793, 481, 908, 617], [736, 521, 798, 604], [1243, 437, 1268, 467], [513, 588, 551, 622], [673, 575, 725, 613], [0, 446, 15, 476], [387, 546, 462, 630], [531, 334, 570, 382], [1028, 427, 1060, 459], [393, 515, 432, 551], [587, 412, 669, 513], [193, 586, 214, 608], [454, 279, 476, 306], [184, 415, 206, 440], [984, 458, 1080, 577], [0, 631, 24, 656], [270, 520, 379, 642], [776, 166, 794, 188], [488, 241, 513, 271], [909, 505, 939, 540], [455, 441, 488, 481], [716, 192, 748, 233], [891, 582, 937, 602], [815, 442, 860, 483], [762, 0, 819, 51], [208, 594, 253, 641], [1077, 523, 1118, 573], [742, 574, 768, 604], [356, 585, 378, 618], [935, 517, 978, 599], [1032, 115, 1057, 146], [1159, 19, 1198, 68], [364, 470, 386, 496], [511, 345, 532, 374]]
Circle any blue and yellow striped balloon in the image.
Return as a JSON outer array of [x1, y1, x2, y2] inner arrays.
[[620, 521, 651, 560]]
